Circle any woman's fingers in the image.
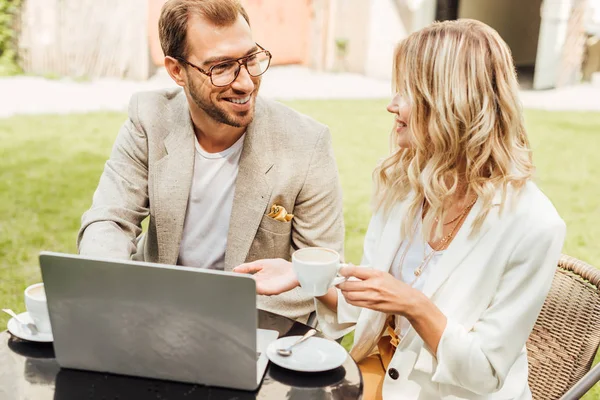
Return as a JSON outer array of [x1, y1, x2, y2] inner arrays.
[[337, 280, 369, 292], [339, 265, 378, 279], [341, 292, 373, 308], [341, 289, 371, 302]]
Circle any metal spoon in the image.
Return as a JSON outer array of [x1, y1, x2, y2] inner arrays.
[[2, 308, 38, 335], [277, 328, 317, 357]]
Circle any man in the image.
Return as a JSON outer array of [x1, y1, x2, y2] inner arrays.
[[77, 0, 344, 321]]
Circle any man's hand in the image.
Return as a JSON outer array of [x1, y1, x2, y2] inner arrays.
[[233, 259, 299, 296]]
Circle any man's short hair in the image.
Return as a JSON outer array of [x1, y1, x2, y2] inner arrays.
[[159, 0, 251, 59]]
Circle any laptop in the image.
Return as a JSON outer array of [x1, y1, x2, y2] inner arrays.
[[38, 251, 279, 391]]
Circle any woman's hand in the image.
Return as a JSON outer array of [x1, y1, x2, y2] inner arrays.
[[337, 266, 420, 315], [233, 259, 299, 296], [338, 265, 447, 354]]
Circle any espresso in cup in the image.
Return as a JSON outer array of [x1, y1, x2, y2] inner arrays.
[[25, 283, 51, 334], [292, 248, 347, 296]]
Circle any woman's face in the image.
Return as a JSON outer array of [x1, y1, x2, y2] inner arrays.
[[387, 93, 412, 148]]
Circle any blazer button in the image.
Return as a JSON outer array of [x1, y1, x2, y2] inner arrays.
[[388, 368, 399, 380]]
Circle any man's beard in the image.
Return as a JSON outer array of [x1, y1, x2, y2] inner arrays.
[[188, 79, 254, 128]]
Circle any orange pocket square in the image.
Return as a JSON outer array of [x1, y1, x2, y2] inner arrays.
[[267, 204, 293, 222]]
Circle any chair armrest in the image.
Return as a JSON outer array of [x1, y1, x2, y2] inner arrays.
[[560, 362, 600, 400]]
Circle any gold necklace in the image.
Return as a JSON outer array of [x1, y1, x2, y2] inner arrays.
[[435, 195, 478, 226], [411, 209, 465, 283], [396, 196, 477, 285], [428, 196, 477, 251]]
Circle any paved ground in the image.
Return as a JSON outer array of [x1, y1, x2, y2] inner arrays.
[[1, 66, 599, 118]]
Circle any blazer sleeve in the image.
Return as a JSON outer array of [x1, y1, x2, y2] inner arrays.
[[315, 210, 383, 339], [430, 217, 566, 394], [77, 95, 150, 259]]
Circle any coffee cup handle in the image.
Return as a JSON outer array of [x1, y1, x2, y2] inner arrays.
[[331, 263, 351, 286], [331, 276, 347, 286]]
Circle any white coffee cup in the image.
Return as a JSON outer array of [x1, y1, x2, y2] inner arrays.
[[24, 283, 51, 334], [292, 247, 348, 296]]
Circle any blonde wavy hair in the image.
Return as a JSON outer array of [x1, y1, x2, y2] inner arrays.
[[374, 19, 534, 239]]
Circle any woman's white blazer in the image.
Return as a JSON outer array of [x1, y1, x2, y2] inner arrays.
[[316, 182, 566, 399]]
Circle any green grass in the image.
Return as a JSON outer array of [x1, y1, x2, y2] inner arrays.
[[0, 112, 123, 322], [1, 101, 600, 398]]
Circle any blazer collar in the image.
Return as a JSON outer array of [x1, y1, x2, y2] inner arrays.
[[349, 200, 409, 362], [238, 97, 274, 176], [154, 92, 196, 265], [421, 193, 502, 298], [224, 97, 275, 271]]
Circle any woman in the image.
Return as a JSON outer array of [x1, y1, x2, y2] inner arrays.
[[234, 19, 565, 399]]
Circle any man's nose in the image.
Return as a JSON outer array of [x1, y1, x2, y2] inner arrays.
[[231, 65, 255, 92]]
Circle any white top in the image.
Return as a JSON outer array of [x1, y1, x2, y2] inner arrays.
[[177, 134, 246, 270], [389, 218, 443, 338]]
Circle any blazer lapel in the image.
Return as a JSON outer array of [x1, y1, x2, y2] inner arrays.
[[422, 190, 503, 299], [373, 199, 415, 272], [153, 94, 195, 265], [224, 98, 274, 271], [351, 201, 407, 361]]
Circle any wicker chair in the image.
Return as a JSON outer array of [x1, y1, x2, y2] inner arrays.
[[527, 255, 600, 399]]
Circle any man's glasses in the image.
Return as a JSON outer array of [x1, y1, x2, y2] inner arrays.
[[176, 44, 272, 87]]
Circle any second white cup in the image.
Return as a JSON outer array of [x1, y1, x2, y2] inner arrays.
[[24, 283, 51, 334], [292, 247, 347, 296]]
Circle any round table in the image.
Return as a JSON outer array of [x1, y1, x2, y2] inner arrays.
[[0, 310, 363, 399]]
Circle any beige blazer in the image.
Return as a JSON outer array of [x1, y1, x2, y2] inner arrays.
[[78, 88, 345, 320], [316, 181, 566, 399]]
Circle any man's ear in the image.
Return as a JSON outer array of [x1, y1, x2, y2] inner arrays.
[[164, 56, 186, 87]]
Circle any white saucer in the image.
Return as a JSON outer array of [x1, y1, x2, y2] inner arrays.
[[266, 336, 347, 372], [6, 311, 53, 343]]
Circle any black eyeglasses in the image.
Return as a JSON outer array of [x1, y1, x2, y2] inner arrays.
[[175, 44, 272, 87]]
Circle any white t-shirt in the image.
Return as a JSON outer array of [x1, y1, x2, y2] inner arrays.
[[389, 218, 444, 338], [177, 134, 246, 270]]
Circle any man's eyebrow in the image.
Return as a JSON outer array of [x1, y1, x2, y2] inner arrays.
[[202, 46, 259, 66]]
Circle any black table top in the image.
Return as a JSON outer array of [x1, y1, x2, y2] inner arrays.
[[0, 310, 363, 399]]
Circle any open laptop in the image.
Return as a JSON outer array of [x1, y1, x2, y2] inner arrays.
[[38, 251, 279, 391]]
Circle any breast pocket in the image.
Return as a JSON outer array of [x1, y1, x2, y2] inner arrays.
[[258, 214, 293, 235], [247, 214, 293, 262]]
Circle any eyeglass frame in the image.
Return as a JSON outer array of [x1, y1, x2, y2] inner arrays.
[[174, 43, 272, 87]]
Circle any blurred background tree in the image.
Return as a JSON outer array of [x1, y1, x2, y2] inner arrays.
[[0, 0, 22, 75]]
